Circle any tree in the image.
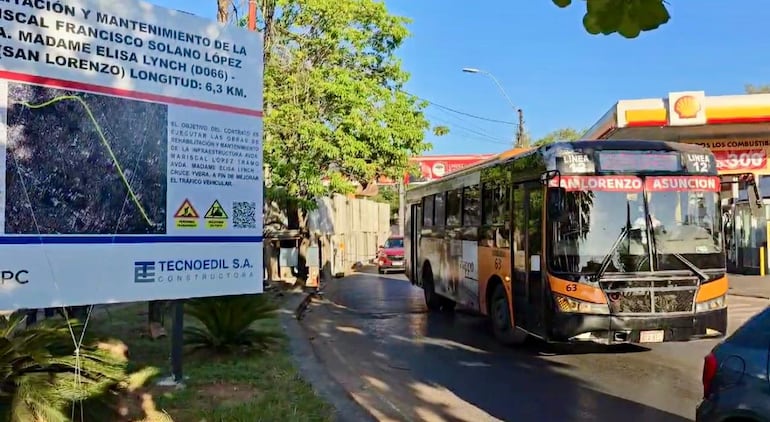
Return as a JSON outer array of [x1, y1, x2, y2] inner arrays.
[[242, 0, 436, 281], [745, 84, 770, 94], [371, 184, 399, 220], [552, 0, 671, 39], [433, 125, 450, 136], [533, 127, 584, 146]]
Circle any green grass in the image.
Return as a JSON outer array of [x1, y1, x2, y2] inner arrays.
[[90, 301, 334, 422]]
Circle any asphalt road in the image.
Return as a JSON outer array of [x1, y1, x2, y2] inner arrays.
[[301, 269, 770, 422]]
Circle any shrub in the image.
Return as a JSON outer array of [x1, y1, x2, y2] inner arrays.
[[184, 294, 282, 354], [0, 311, 128, 421]]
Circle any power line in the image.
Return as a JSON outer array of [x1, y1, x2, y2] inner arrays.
[[433, 105, 496, 135], [425, 113, 509, 145], [402, 90, 517, 125]]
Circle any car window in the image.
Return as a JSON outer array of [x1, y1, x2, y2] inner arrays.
[[727, 306, 770, 348], [385, 238, 403, 248]]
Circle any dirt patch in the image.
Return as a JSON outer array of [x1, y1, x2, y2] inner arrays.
[[197, 382, 259, 405]]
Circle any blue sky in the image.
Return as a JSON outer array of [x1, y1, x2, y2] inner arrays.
[[152, 0, 770, 155]]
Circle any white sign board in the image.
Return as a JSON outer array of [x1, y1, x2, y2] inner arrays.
[[0, 0, 264, 309]]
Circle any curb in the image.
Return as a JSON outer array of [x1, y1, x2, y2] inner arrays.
[[278, 290, 376, 422]]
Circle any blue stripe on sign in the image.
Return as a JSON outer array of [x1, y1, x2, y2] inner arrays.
[[0, 236, 264, 244]]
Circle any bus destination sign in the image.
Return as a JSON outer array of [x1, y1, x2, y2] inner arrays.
[[598, 151, 680, 172], [556, 152, 595, 174], [682, 153, 717, 174]]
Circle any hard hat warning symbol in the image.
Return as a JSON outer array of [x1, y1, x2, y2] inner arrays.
[[174, 199, 199, 228], [204, 200, 228, 229]]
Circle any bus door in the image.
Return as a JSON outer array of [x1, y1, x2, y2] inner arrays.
[[409, 204, 421, 282], [511, 184, 528, 328], [511, 181, 545, 332], [525, 183, 545, 334]]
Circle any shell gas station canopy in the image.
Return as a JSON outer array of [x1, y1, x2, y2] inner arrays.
[[583, 90, 770, 274], [582, 90, 770, 176]]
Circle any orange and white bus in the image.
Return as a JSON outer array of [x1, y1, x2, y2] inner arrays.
[[405, 140, 744, 346]]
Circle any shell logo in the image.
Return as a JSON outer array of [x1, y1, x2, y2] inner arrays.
[[432, 162, 446, 177], [673, 95, 701, 119]]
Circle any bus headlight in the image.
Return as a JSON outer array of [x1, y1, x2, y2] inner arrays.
[[553, 294, 610, 315], [696, 295, 726, 312]]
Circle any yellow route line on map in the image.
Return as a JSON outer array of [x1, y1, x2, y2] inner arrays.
[[19, 95, 154, 226]]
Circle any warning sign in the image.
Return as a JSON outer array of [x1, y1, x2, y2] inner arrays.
[[204, 200, 228, 229], [174, 199, 199, 228]]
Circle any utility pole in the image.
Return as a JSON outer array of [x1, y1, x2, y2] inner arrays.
[[516, 108, 527, 148], [248, 0, 257, 30]]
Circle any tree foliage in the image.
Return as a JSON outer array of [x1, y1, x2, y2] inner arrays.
[[533, 127, 584, 146], [254, 0, 434, 211], [432, 125, 450, 136], [552, 0, 671, 39], [745, 84, 770, 94]]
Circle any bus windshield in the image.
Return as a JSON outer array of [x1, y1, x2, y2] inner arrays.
[[548, 175, 723, 275]]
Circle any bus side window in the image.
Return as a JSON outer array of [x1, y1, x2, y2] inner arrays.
[[481, 172, 510, 249], [446, 189, 462, 227], [462, 185, 481, 226], [423, 196, 434, 228], [434, 193, 446, 228]]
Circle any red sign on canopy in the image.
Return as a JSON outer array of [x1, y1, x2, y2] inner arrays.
[[713, 149, 767, 171]]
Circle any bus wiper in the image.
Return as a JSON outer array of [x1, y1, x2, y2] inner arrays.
[[592, 226, 629, 282], [670, 252, 709, 281]]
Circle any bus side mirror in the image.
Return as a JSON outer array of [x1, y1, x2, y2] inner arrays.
[[540, 170, 560, 185], [747, 179, 763, 218]]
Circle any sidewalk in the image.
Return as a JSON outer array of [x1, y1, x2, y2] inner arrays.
[[728, 274, 770, 299]]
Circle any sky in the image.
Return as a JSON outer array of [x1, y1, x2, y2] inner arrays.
[[152, 0, 770, 156]]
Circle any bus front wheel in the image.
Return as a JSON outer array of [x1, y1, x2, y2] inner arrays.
[[491, 283, 527, 345]]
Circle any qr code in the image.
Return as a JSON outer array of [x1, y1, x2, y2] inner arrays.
[[232, 201, 257, 229]]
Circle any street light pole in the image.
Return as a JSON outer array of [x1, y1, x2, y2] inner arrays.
[[462, 67, 527, 147]]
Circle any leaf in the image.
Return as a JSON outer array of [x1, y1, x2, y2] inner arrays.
[[559, 0, 670, 38], [552, 0, 571, 7]]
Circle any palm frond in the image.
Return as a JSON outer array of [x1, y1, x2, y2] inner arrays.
[[0, 313, 130, 421], [184, 294, 281, 354]]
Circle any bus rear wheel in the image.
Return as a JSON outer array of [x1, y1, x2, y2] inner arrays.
[[490, 283, 527, 345], [422, 267, 454, 312]]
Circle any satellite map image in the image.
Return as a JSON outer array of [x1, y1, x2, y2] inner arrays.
[[5, 82, 168, 235]]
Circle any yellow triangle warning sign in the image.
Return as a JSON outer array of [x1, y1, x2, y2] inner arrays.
[[174, 199, 199, 218], [204, 200, 228, 219]]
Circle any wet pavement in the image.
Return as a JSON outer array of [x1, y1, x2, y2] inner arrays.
[[301, 269, 770, 422]]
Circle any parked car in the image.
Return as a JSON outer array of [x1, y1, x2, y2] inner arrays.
[[696, 305, 770, 422], [377, 236, 405, 274]]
